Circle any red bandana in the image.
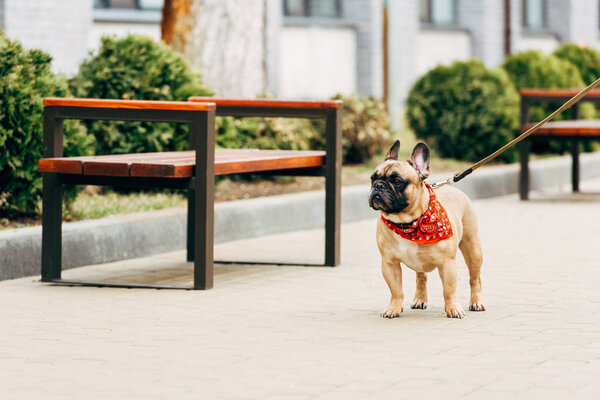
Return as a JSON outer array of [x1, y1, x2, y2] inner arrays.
[[381, 183, 453, 244]]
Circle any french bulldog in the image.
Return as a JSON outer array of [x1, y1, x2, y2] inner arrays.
[[368, 140, 485, 318]]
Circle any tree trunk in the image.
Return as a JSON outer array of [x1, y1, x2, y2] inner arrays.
[[162, 0, 266, 98]]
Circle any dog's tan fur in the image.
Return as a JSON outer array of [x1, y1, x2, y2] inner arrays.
[[369, 141, 485, 318]]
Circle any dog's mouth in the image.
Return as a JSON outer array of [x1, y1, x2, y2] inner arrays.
[[369, 193, 384, 207], [368, 187, 409, 213], [369, 188, 392, 211]]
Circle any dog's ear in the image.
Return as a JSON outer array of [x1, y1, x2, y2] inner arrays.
[[409, 142, 430, 179], [385, 140, 400, 161]]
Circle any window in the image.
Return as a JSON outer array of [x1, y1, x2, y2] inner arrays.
[[420, 0, 456, 25], [284, 0, 341, 18], [523, 0, 546, 29], [94, 0, 163, 10]]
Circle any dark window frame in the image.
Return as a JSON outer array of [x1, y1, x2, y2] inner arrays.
[[420, 0, 458, 26], [94, 0, 163, 10], [522, 0, 548, 29], [283, 0, 342, 18]]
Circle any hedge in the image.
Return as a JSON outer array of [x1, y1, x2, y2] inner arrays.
[[0, 31, 91, 216]]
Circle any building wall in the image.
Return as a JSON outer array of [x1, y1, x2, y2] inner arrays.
[[511, 0, 559, 54], [89, 22, 161, 51], [275, 0, 382, 99], [514, 34, 559, 54], [345, 0, 383, 98], [548, 0, 599, 47], [1, 0, 92, 76], [416, 29, 471, 76], [0, 0, 5, 29], [459, 0, 505, 68], [278, 26, 356, 98], [265, 0, 283, 97], [387, 0, 418, 129], [90, 8, 162, 52]]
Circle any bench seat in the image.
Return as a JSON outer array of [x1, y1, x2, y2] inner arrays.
[[523, 120, 600, 137], [39, 149, 326, 178]]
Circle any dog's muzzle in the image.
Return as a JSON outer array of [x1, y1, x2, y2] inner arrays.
[[368, 181, 409, 213], [368, 183, 391, 211]]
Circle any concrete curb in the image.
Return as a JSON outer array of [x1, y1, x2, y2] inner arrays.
[[2, 152, 600, 280]]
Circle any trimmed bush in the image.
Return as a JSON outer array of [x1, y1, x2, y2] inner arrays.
[[406, 59, 519, 163], [215, 94, 390, 165], [313, 94, 391, 164], [502, 49, 594, 153], [215, 116, 317, 152], [0, 32, 91, 216], [553, 43, 600, 85], [69, 35, 213, 155]]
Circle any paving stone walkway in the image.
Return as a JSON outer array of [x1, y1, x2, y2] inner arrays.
[[1, 180, 600, 399]]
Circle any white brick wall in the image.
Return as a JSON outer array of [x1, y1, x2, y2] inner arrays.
[[347, 0, 383, 97], [2, 0, 92, 76], [568, 0, 598, 45], [387, 0, 418, 129], [89, 22, 161, 53], [416, 29, 471, 75], [459, 0, 505, 67], [279, 26, 357, 99]]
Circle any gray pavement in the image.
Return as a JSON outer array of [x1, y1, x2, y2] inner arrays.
[[2, 179, 600, 399]]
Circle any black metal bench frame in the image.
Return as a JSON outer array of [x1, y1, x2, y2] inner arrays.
[[519, 94, 600, 200], [41, 101, 341, 290]]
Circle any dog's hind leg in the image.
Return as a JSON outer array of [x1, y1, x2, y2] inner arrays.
[[411, 272, 428, 309], [459, 206, 485, 312]]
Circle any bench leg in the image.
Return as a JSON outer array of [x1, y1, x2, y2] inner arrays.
[[519, 139, 530, 200], [191, 111, 215, 289], [41, 173, 63, 281], [571, 139, 580, 192], [187, 188, 195, 262], [324, 108, 342, 266]]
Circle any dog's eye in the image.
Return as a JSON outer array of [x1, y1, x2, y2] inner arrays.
[[391, 178, 401, 185], [370, 174, 378, 182]]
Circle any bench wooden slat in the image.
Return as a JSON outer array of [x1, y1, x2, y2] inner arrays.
[[188, 97, 342, 109], [43, 97, 216, 111], [520, 89, 600, 99], [523, 120, 600, 136], [39, 149, 326, 178]]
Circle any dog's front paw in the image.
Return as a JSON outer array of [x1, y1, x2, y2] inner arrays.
[[381, 305, 403, 318], [445, 304, 465, 319], [469, 301, 486, 311], [411, 299, 428, 309]]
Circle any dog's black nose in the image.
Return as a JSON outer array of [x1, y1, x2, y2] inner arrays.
[[373, 181, 387, 190]]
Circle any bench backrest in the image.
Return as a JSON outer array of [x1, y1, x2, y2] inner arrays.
[[42, 98, 216, 159]]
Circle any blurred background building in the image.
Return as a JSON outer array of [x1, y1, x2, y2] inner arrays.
[[0, 0, 598, 127]]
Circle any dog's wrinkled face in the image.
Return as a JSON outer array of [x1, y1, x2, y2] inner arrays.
[[368, 140, 430, 214]]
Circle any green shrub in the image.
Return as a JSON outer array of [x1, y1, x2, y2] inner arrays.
[[69, 35, 213, 155], [501, 50, 594, 154], [311, 94, 391, 164], [406, 59, 519, 163], [553, 43, 600, 85], [215, 94, 390, 165], [0, 31, 92, 216], [215, 117, 316, 151]]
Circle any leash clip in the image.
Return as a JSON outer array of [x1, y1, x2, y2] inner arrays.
[[430, 176, 453, 189]]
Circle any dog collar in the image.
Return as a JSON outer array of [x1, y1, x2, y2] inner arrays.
[[381, 183, 453, 244]]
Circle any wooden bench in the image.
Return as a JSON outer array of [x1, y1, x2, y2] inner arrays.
[[519, 89, 600, 200], [38, 97, 342, 289]]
